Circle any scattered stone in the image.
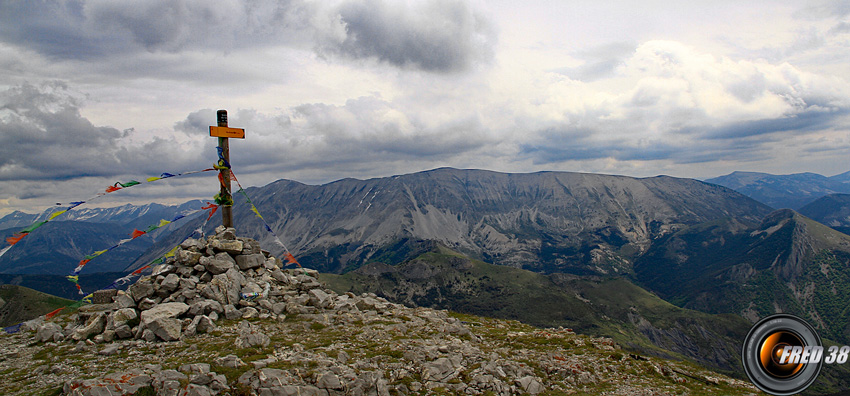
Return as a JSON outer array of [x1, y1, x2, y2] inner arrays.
[[115, 324, 134, 339], [160, 273, 180, 293], [139, 302, 189, 326], [235, 253, 265, 270], [224, 304, 242, 320], [109, 308, 138, 328], [113, 292, 135, 309], [91, 289, 119, 304], [516, 376, 545, 395], [215, 354, 245, 369], [235, 320, 270, 348], [130, 280, 155, 302], [35, 322, 63, 343], [98, 343, 121, 356], [148, 317, 182, 341], [210, 239, 243, 254], [308, 289, 334, 309], [72, 313, 106, 341], [138, 297, 157, 311], [317, 371, 343, 390], [241, 306, 259, 319]]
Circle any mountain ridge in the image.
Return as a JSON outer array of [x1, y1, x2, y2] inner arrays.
[[635, 208, 850, 345], [706, 170, 850, 209], [232, 167, 772, 276], [799, 193, 850, 235]]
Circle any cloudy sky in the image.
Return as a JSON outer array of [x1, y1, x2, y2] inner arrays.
[[1, 0, 849, 215]]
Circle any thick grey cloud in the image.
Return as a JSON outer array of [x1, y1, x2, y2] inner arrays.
[[0, 1, 307, 59], [518, 126, 678, 164], [701, 109, 850, 140], [0, 0, 496, 74], [325, 0, 497, 72], [176, 95, 493, 176], [0, 1, 108, 60], [517, 126, 776, 166], [0, 82, 203, 181]]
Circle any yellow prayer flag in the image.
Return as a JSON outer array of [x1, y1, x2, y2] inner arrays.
[[157, 219, 172, 227], [164, 245, 179, 257], [146, 176, 162, 182], [251, 206, 264, 220], [48, 210, 67, 220]]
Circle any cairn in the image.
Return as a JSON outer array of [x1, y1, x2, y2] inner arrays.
[[34, 226, 329, 345]]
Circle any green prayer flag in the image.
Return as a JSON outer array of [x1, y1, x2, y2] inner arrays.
[[21, 221, 47, 233]]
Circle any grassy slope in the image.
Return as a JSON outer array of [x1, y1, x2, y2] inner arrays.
[[0, 284, 75, 327]]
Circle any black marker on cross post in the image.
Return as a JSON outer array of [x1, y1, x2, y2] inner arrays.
[[209, 109, 246, 229]]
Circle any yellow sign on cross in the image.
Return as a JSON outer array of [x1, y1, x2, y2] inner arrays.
[[209, 126, 245, 139]]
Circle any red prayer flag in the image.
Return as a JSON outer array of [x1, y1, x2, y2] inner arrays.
[[44, 307, 64, 319], [284, 252, 299, 265], [6, 233, 25, 245], [105, 186, 121, 193], [131, 229, 145, 239], [202, 203, 219, 220], [131, 265, 150, 276]]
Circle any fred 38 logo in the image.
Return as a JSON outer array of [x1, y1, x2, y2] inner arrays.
[[742, 314, 850, 395]]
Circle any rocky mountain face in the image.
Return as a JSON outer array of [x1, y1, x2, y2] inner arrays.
[[0, 228, 760, 396], [706, 171, 850, 209], [799, 193, 850, 235], [635, 209, 850, 344], [233, 168, 771, 276]]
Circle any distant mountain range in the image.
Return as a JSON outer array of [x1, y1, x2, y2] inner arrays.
[[706, 170, 850, 210], [0, 200, 205, 230], [231, 168, 772, 275], [0, 200, 205, 275]]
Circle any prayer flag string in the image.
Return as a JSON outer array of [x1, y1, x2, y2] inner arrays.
[[71, 204, 218, 276], [73, 203, 218, 298], [4, 168, 216, 248], [227, 170, 304, 271]]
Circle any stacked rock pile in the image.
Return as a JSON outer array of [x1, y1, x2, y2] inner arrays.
[[35, 226, 324, 345]]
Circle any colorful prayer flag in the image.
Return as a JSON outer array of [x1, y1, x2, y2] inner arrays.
[[6, 234, 25, 245], [48, 210, 67, 220], [44, 307, 64, 319]]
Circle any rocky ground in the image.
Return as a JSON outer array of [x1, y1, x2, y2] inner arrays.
[[0, 227, 759, 395]]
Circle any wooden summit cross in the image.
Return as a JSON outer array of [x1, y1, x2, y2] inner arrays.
[[209, 110, 245, 228]]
